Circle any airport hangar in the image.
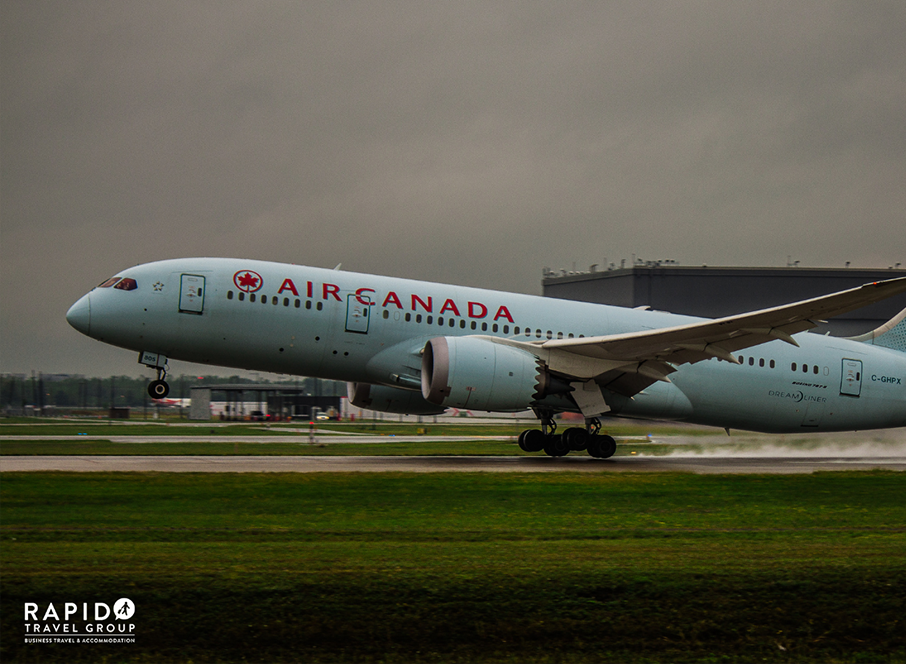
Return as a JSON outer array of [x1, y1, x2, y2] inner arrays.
[[542, 263, 906, 337]]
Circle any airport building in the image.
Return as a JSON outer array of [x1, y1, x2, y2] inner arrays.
[[189, 384, 342, 421], [542, 262, 906, 337]]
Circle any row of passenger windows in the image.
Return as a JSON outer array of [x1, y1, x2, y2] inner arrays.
[[737, 355, 826, 375], [226, 290, 587, 339], [380, 309, 586, 339], [227, 290, 324, 310]]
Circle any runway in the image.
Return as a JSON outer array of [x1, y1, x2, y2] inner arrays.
[[3, 453, 906, 474]]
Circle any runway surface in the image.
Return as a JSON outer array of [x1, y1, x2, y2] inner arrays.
[[3, 454, 906, 474]]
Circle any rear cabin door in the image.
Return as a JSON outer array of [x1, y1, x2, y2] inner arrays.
[[179, 274, 205, 314], [345, 293, 370, 333], [840, 358, 862, 397]]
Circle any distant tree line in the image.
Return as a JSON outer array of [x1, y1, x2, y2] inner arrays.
[[0, 374, 344, 411]]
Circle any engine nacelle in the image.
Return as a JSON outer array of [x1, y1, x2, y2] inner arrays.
[[421, 336, 550, 412], [347, 382, 446, 416]]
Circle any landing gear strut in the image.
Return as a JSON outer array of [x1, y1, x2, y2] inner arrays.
[[517, 412, 616, 459]]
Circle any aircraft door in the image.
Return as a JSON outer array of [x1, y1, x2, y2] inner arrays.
[[840, 358, 862, 397], [345, 293, 370, 333], [179, 274, 205, 314]]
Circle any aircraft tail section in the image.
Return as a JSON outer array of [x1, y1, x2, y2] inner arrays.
[[849, 307, 906, 353]]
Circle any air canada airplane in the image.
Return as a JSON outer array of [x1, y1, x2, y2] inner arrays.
[[67, 258, 906, 458]]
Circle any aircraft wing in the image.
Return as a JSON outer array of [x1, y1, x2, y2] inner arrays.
[[512, 276, 906, 397]]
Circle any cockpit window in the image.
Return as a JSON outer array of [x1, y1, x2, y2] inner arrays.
[[97, 277, 122, 288], [113, 278, 138, 291]]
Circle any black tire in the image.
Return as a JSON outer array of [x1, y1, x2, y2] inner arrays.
[[543, 434, 570, 457], [521, 429, 547, 453], [587, 434, 616, 459], [562, 427, 588, 451], [148, 380, 170, 399]]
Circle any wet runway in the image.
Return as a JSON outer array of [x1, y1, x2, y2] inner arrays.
[[3, 453, 906, 474]]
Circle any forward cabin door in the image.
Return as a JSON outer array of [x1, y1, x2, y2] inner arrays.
[[840, 358, 862, 397], [179, 274, 205, 314], [345, 293, 370, 333]]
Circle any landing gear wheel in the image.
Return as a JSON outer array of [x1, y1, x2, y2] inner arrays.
[[519, 429, 546, 452], [587, 434, 616, 459], [543, 434, 570, 457], [148, 379, 170, 399], [563, 427, 588, 451]]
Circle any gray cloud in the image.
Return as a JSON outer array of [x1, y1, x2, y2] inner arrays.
[[2, 1, 904, 375]]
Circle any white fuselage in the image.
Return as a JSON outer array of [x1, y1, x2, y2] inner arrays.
[[67, 258, 906, 433]]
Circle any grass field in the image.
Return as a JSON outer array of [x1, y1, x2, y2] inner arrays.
[[3, 470, 906, 663]]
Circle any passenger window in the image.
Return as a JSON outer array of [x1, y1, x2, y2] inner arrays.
[[272, 296, 278, 305], [250, 294, 256, 303], [227, 291, 234, 300], [482, 322, 487, 332], [427, 316, 433, 324], [557, 332, 563, 339], [295, 300, 300, 308], [283, 298, 289, 307], [492, 324, 498, 333], [546, 331, 553, 340], [770, 360, 775, 369], [438, 317, 444, 326], [239, 292, 245, 301], [802, 364, 808, 373], [759, 358, 764, 367], [813, 365, 819, 374], [416, 314, 422, 323], [471, 321, 476, 330], [316, 302, 323, 311], [748, 357, 754, 366], [382, 310, 389, 319], [503, 326, 509, 334], [450, 319, 456, 328], [306, 301, 312, 309], [514, 327, 520, 335], [536, 330, 542, 339], [791, 363, 797, 371]]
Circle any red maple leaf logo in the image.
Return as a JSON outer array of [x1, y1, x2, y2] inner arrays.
[[233, 270, 263, 292]]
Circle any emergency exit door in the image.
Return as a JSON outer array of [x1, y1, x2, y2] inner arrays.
[[179, 274, 205, 314], [840, 358, 862, 397]]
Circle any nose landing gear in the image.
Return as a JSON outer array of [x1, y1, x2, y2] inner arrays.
[[140, 351, 170, 399], [148, 372, 170, 399]]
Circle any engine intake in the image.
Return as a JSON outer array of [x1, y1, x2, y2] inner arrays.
[[421, 336, 556, 412]]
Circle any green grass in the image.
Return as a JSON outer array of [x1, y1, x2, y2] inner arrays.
[[3, 471, 906, 662]]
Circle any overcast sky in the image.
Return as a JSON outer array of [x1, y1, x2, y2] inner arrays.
[[2, 1, 905, 377]]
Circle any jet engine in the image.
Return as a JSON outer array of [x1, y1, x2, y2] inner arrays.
[[347, 382, 447, 416], [421, 336, 566, 411]]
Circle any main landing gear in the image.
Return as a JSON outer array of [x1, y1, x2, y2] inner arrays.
[[517, 413, 617, 459]]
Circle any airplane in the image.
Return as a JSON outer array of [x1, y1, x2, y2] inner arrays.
[[66, 258, 906, 458]]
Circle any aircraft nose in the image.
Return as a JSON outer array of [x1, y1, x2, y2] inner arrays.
[[66, 293, 91, 336]]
